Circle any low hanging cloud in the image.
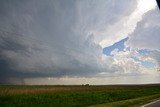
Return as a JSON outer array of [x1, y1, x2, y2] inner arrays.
[[0, 0, 159, 84]]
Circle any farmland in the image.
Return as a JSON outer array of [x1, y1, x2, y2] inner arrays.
[[0, 84, 160, 107]]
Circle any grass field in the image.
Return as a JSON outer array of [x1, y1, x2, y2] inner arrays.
[[0, 84, 160, 107]]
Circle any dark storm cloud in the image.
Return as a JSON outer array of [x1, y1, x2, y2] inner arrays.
[[0, 0, 100, 83], [0, 0, 138, 84]]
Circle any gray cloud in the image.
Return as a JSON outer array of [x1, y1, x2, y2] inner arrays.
[[127, 8, 160, 50], [126, 8, 160, 67], [1, 0, 157, 84]]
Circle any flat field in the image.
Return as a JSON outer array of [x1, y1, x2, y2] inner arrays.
[[0, 84, 160, 107]]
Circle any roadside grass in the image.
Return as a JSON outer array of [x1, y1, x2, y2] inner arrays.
[[90, 94, 160, 107], [0, 85, 160, 107]]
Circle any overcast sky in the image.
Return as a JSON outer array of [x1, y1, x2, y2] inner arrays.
[[0, 0, 160, 85]]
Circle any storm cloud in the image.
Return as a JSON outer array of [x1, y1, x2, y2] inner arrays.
[[0, 0, 159, 84]]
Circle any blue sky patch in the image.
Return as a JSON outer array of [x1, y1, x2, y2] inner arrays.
[[103, 37, 128, 56], [131, 56, 156, 68], [138, 49, 152, 55]]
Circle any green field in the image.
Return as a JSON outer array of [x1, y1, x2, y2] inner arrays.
[[0, 84, 160, 107]]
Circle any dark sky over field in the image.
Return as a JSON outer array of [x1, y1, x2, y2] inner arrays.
[[0, 0, 160, 84]]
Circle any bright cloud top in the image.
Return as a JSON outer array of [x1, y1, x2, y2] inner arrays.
[[98, 0, 157, 48], [138, 0, 157, 12]]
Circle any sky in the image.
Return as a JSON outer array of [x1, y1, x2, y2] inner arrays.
[[0, 0, 160, 85]]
